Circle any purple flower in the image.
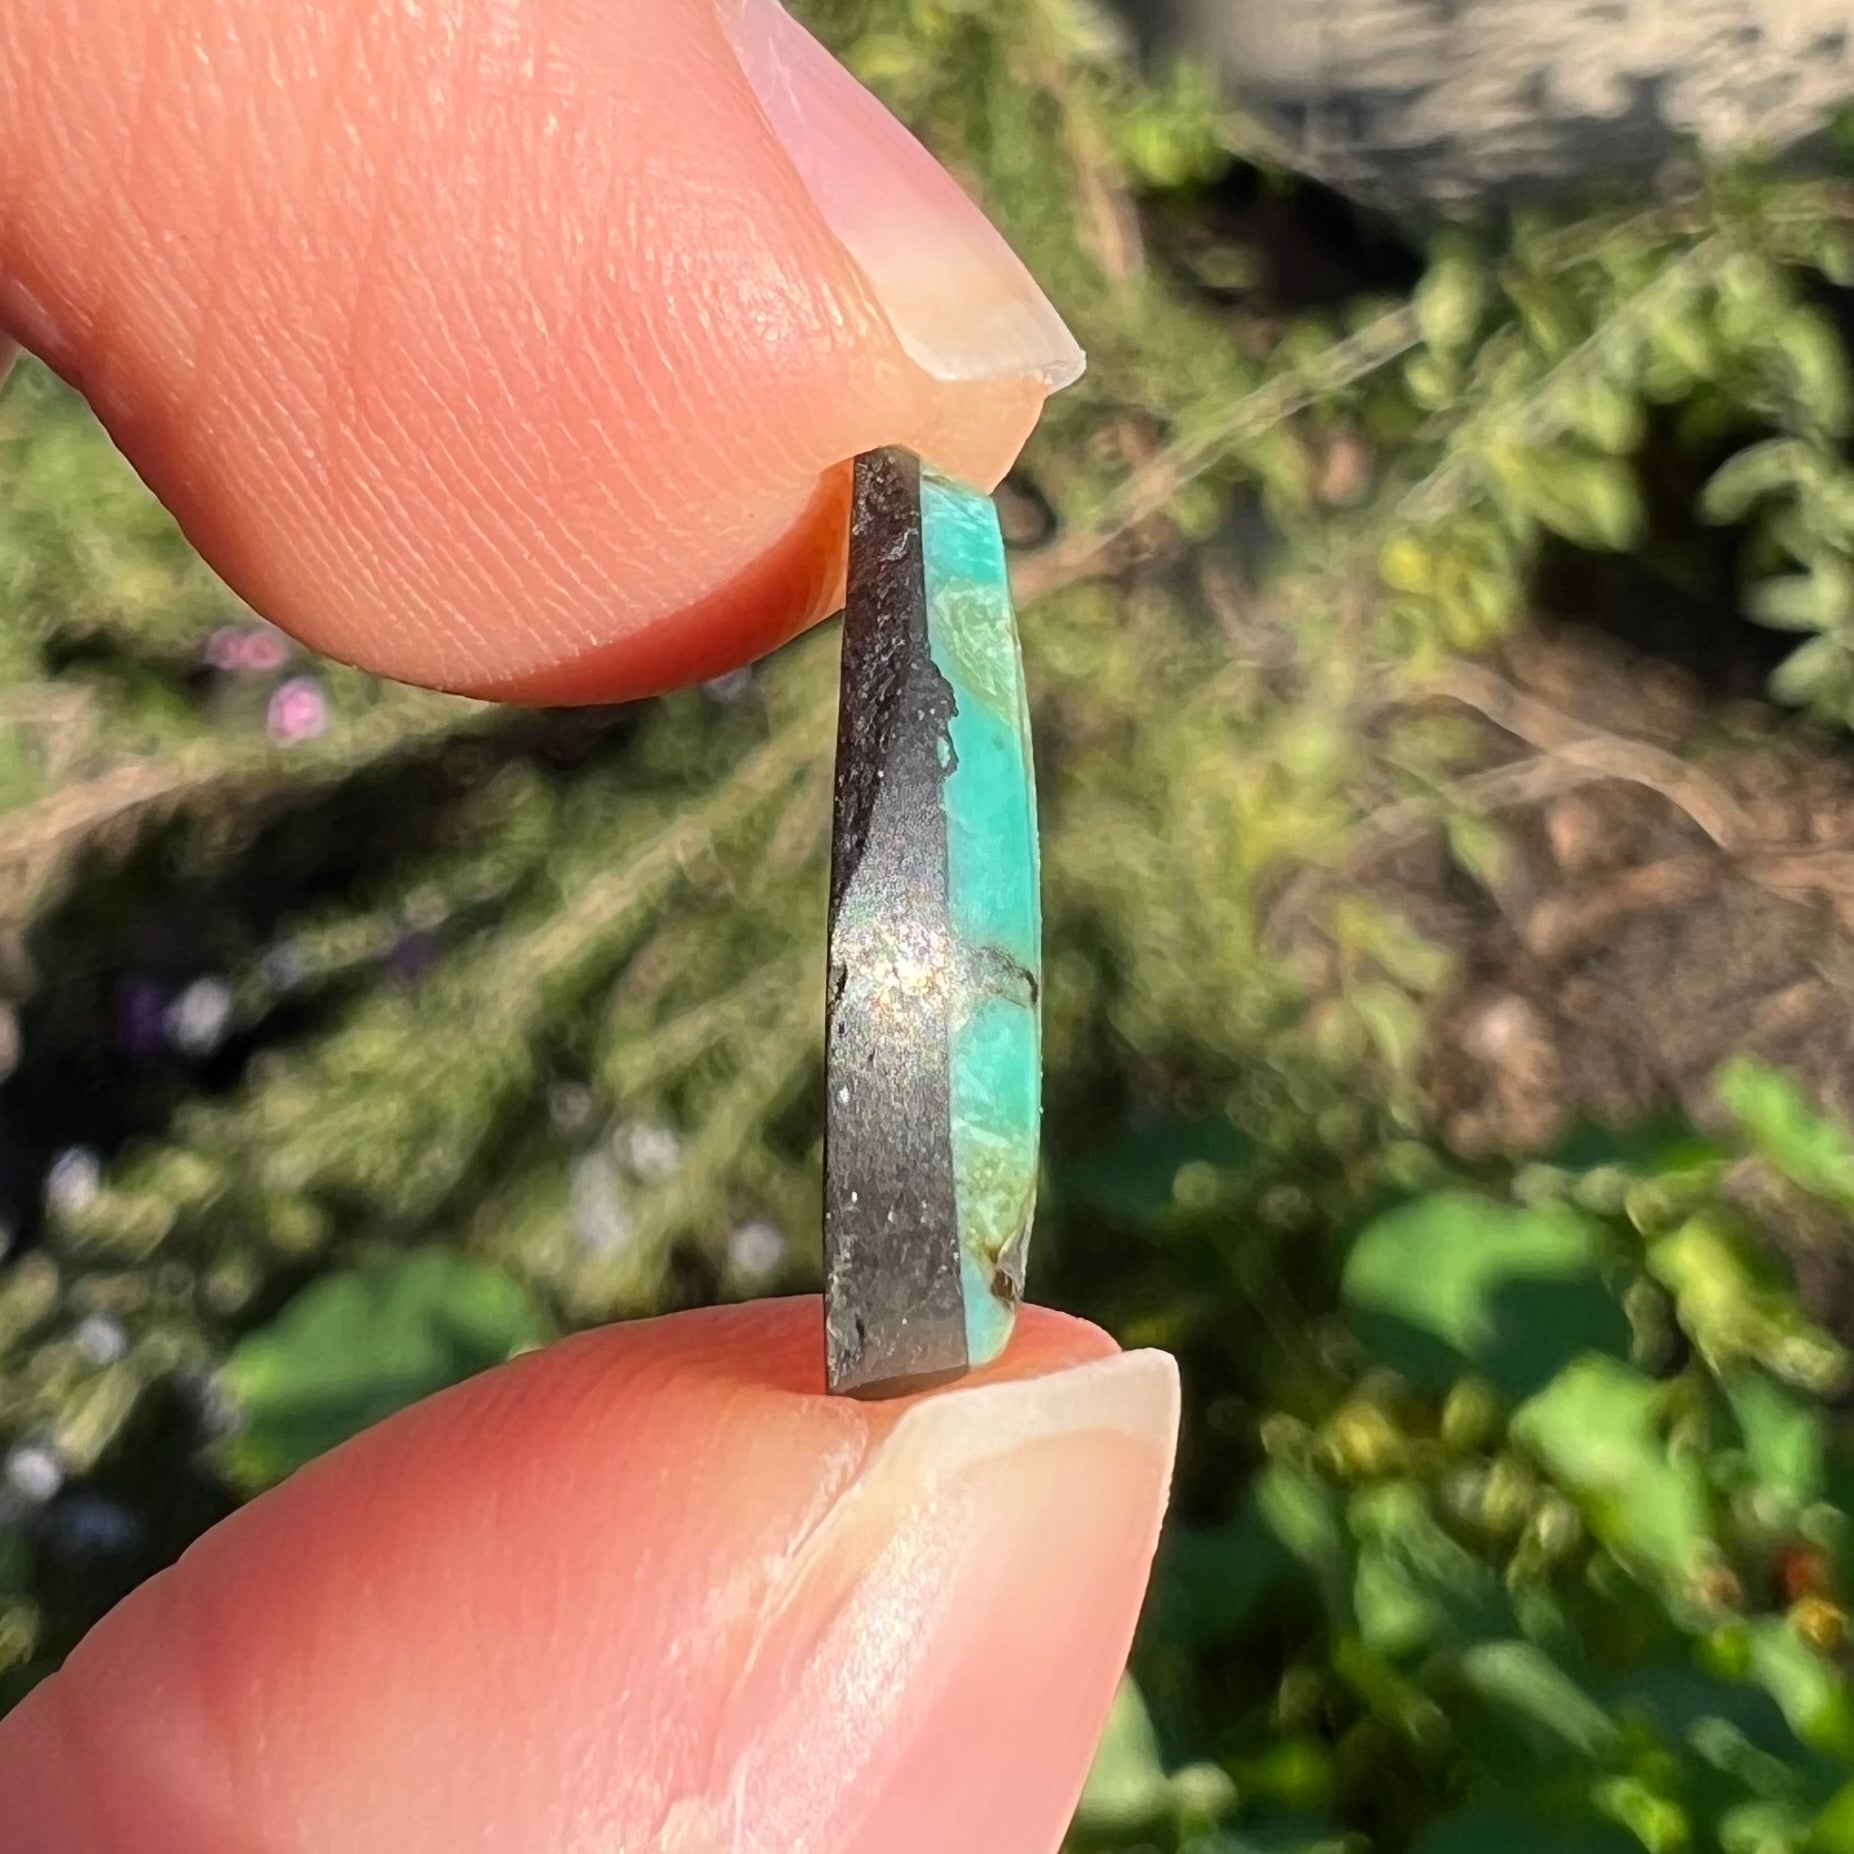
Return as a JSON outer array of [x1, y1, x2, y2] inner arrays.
[[386, 928, 437, 988], [267, 676, 329, 746], [115, 977, 169, 1059]]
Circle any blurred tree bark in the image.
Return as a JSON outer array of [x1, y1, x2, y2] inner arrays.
[[1129, 0, 1854, 212]]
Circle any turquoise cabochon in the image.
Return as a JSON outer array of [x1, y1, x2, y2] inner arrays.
[[919, 466, 1043, 1366]]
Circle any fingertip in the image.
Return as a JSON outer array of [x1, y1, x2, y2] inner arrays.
[[0, 1302, 1172, 1854], [0, 0, 1070, 702], [417, 369, 1046, 707], [472, 464, 853, 705]]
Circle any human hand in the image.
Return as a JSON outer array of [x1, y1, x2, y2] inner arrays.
[[0, 0, 1081, 700], [1, 1303, 1176, 1852], [0, 3, 1179, 1850]]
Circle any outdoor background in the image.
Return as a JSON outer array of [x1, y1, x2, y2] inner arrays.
[[12, 3, 1854, 1849]]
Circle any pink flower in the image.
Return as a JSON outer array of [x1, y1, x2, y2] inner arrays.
[[267, 676, 329, 746], [205, 624, 291, 673], [204, 626, 248, 671], [242, 627, 290, 672]]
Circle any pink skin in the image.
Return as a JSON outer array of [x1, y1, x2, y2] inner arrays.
[[0, 4, 1174, 1840], [0, 0, 1081, 703], [0, 1303, 1179, 1852]]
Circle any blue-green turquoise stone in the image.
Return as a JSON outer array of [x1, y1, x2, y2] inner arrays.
[[919, 466, 1042, 1367], [824, 448, 1042, 1395]]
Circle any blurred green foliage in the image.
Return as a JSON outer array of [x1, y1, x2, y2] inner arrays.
[[1074, 1081, 1854, 1854], [8, 2, 1854, 1849], [216, 1250, 551, 1491]]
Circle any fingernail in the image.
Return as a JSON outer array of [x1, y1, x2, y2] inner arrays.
[[677, 1349, 1178, 1854], [716, 0, 1085, 392]]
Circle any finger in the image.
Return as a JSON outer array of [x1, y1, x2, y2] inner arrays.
[[0, 0, 1081, 701], [0, 1300, 1177, 1854]]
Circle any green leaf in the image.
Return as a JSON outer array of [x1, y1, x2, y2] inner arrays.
[[1511, 451, 1642, 552], [1508, 276, 1581, 359], [1155, 1508, 1299, 1653], [1255, 1465, 1354, 1624], [1592, 1776, 1689, 1853], [1342, 1192, 1627, 1400], [1077, 1677, 1238, 1839], [1445, 810, 1512, 890], [1354, 1540, 1440, 1658], [1748, 575, 1838, 634], [1350, 1482, 1507, 1656], [1416, 244, 1489, 357], [1455, 1640, 1617, 1758], [1726, 1372, 1825, 1511], [1649, 307, 1718, 387], [1824, 226, 1854, 288], [1353, 906, 1451, 992], [1331, 1632, 1446, 1741], [1650, 1215, 1847, 1391], [219, 1250, 550, 1490], [1777, 309, 1852, 435], [1604, 1661, 1812, 1768], [1720, 1797, 1815, 1854], [1512, 1356, 1713, 1581], [1701, 440, 1811, 523], [1351, 982, 1427, 1080], [1227, 1739, 1337, 1817], [1810, 1776, 1854, 1850], [1749, 1619, 1854, 1759], [1076, 1677, 1173, 1830], [1567, 382, 1645, 457], [1548, 1113, 1724, 1178], [1718, 1058, 1854, 1212], [1772, 635, 1854, 713]]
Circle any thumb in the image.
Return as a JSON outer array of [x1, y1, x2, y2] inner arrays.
[[0, 0, 1080, 701], [0, 1301, 1178, 1854]]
